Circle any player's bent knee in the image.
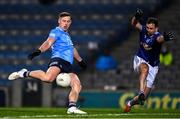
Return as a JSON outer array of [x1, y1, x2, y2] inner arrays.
[[73, 80, 82, 90], [78, 83, 82, 91], [72, 80, 82, 93], [70, 73, 82, 91]]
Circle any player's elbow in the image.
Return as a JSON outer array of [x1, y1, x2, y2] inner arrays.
[[131, 19, 135, 26]]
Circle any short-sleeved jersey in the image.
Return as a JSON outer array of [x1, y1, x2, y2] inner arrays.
[[136, 26, 162, 67], [48, 27, 74, 64]]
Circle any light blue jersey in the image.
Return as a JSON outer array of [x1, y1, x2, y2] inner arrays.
[[48, 27, 74, 64]]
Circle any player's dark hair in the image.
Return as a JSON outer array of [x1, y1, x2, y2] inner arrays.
[[147, 17, 158, 27], [59, 12, 71, 18]]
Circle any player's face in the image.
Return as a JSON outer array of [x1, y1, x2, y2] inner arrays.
[[58, 16, 72, 31], [146, 23, 158, 35]]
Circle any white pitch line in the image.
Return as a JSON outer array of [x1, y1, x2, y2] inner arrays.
[[1, 113, 180, 119]]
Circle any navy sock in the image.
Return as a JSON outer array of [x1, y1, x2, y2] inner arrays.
[[23, 71, 30, 77], [138, 90, 144, 95], [130, 99, 139, 106], [68, 101, 76, 108]]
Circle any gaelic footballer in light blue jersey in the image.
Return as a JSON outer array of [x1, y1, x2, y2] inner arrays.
[[8, 12, 87, 114]]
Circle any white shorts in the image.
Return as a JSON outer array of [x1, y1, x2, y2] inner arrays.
[[133, 56, 159, 88]]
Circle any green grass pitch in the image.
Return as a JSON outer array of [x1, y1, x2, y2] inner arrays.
[[0, 108, 179, 118]]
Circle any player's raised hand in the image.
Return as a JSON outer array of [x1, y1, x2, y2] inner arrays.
[[28, 49, 41, 60], [134, 8, 143, 20], [163, 32, 174, 41]]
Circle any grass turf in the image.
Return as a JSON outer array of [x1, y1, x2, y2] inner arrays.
[[0, 108, 179, 118]]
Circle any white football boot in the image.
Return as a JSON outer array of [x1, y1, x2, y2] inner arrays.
[[8, 69, 28, 80], [67, 107, 87, 114]]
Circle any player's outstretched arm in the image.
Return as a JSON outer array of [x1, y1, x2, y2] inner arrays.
[[131, 8, 143, 31], [28, 37, 55, 60], [157, 32, 174, 43], [73, 47, 87, 70]]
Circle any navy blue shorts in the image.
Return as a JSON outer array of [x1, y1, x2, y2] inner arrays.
[[48, 57, 73, 73]]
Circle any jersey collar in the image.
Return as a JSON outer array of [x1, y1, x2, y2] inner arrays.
[[57, 27, 70, 36]]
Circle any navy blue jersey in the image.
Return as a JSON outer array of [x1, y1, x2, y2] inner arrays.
[[136, 26, 162, 67]]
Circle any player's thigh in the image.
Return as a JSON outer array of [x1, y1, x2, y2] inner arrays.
[[133, 56, 148, 72], [139, 63, 149, 73], [146, 66, 158, 88], [46, 66, 61, 81]]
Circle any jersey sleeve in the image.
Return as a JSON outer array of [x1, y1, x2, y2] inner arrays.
[[48, 29, 57, 40]]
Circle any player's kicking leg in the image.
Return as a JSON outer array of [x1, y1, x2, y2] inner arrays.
[[8, 69, 28, 80]]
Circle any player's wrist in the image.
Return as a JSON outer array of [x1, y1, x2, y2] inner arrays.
[[33, 49, 41, 56], [28, 49, 41, 60], [35, 49, 42, 54], [78, 60, 87, 70]]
